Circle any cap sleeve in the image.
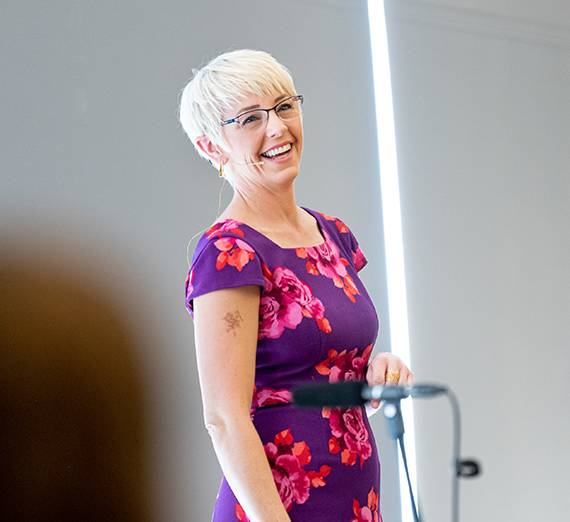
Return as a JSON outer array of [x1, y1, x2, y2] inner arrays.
[[311, 209, 368, 273], [346, 227, 368, 272], [185, 228, 266, 316]]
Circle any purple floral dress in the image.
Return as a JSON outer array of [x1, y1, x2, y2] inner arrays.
[[186, 208, 382, 522]]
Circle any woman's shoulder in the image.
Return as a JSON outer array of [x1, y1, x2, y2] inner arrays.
[[201, 218, 250, 241], [303, 208, 352, 236], [192, 218, 256, 263], [186, 219, 266, 313], [304, 208, 367, 271]]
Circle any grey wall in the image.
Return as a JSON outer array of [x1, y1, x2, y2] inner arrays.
[[385, 0, 570, 520], [1, 1, 397, 521], [3, 0, 569, 521]]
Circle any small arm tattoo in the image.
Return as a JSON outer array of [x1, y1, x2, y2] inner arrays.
[[223, 310, 243, 335]]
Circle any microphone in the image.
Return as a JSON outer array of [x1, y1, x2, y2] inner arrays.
[[292, 380, 447, 408]]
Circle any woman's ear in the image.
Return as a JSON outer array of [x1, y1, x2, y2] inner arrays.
[[196, 135, 223, 165]]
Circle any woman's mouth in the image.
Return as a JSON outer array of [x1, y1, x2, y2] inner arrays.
[[261, 143, 292, 159]]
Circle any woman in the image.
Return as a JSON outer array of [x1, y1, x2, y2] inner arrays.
[[180, 49, 413, 522]]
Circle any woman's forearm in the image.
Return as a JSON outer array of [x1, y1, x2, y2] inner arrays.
[[207, 415, 290, 522]]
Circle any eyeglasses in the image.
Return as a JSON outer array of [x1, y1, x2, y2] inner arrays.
[[220, 95, 303, 133]]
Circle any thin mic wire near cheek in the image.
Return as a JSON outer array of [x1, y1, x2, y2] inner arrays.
[[230, 159, 265, 167]]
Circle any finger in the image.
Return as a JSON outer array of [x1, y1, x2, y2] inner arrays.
[[366, 355, 390, 409], [366, 354, 389, 387], [397, 365, 413, 385], [384, 363, 402, 387], [369, 398, 380, 409], [366, 365, 381, 409]]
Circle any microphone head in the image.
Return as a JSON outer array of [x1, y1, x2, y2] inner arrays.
[[292, 381, 365, 408], [408, 384, 448, 397]]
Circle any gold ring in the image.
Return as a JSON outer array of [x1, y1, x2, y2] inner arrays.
[[385, 370, 400, 384]]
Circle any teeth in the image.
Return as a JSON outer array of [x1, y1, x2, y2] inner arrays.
[[262, 144, 291, 158]]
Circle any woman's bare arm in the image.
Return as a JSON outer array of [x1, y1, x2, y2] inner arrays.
[[193, 285, 291, 522]]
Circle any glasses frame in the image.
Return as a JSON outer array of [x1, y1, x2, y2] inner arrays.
[[220, 95, 304, 130]]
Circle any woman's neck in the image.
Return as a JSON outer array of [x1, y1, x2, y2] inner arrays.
[[221, 183, 299, 229], [218, 186, 322, 249]]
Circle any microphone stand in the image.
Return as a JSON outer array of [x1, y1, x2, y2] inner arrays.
[[383, 399, 421, 522], [382, 388, 480, 522], [291, 380, 480, 521]]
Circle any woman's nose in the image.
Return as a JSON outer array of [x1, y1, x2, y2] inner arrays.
[[265, 110, 286, 136]]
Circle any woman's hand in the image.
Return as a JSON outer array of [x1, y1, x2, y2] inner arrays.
[[366, 353, 414, 410]]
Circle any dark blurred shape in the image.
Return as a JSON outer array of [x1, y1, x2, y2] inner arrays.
[[0, 263, 152, 522]]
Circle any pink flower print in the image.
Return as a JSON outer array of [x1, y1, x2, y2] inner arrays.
[[251, 386, 292, 419], [271, 266, 331, 332], [318, 211, 336, 221], [352, 505, 374, 522], [330, 345, 372, 383], [351, 488, 381, 522], [315, 345, 373, 382], [253, 386, 293, 409], [237, 429, 331, 517], [315, 211, 349, 234], [353, 245, 367, 272], [235, 503, 251, 522], [335, 218, 349, 234], [296, 231, 361, 303], [214, 237, 255, 272], [307, 465, 331, 488], [258, 264, 330, 340], [272, 266, 314, 305], [343, 274, 360, 304], [258, 269, 303, 340], [185, 269, 194, 299], [297, 231, 347, 287], [206, 219, 245, 239], [316, 345, 374, 466], [264, 429, 312, 512], [271, 454, 310, 511], [327, 407, 372, 466]]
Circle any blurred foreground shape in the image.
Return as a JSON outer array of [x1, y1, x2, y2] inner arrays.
[[0, 262, 152, 522]]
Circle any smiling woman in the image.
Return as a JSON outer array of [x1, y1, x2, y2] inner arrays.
[[196, 89, 304, 193], [178, 49, 414, 522]]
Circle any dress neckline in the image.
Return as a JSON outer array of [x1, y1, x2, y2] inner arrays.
[[214, 207, 327, 251]]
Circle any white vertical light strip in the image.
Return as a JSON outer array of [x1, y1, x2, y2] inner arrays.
[[366, 1, 418, 521]]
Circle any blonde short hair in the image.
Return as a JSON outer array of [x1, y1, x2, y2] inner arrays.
[[179, 49, 297, 166]]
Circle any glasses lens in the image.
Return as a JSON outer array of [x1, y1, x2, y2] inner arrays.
[[234, 96, 302, 132], [276, 97, 302, 121], [237, 110, 266, 131]]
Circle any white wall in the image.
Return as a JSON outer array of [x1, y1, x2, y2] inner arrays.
[[385, 0, 570, 520], [414, 0, 570, 30]]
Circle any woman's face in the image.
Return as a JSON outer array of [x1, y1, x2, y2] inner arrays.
[[220, 92, 303, 188]]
